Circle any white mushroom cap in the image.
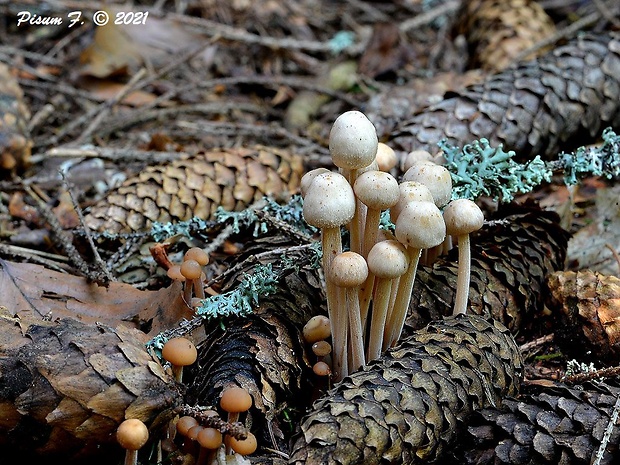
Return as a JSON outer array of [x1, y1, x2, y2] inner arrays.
[[300, 168, 330, 198], [353, 171, 399, 211], [367, 240, 409, 279], [329, 251, 369, 288], [329, 111, 378, 170], [375, 142, 398, 172], [303, 172, 356, 229], [395, 201, 446, 250], [443, 199, 484, 236], [402, 149, 433, 172], [402, 161, 453, 207], [390, 181, 434, 223]]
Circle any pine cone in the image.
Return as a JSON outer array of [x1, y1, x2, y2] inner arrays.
[[408, 205, 570, 333], [549, 271, 620, 362], [185, 204, 568, 461], [185, 237, 324, 452], [0, 62, 32, 172], [457, 0, 556, 72], [84, 145, 304, 233], [0, 310, 182, 463], [389, 32, 620, 160], [288, 314, 523, 465], [457, 381, 620, 465]]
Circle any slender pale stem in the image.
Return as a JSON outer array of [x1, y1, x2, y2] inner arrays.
[[347, 169, 363, 255], [358, 272, 374, 340], [124, 450, 138, 465], [367, 278, 392, 361], [345, 286, 366, 373], [384, 247, 421, 350], [362, 208, 381, 258], [452, 234, 471, 315], [321, 227, 347, 381]]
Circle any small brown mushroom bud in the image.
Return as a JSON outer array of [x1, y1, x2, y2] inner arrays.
[[162, 337, 197, 383], [302, 315, 331, 343], [226, 431, 257, 456], [180, 259, 205, 300], [185, 246, 209, 266], [312, 340, 332, 357], [196, 427, 223, 465], [313, 361, 332, 377], [220, 385, 252, 425], [117, 418, 149, 465]]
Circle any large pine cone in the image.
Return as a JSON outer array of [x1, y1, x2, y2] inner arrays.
[[0, 62, 32, 172], [84, 145, 303, 233], [288, 314, 523, 465], [0, 311, 181, 463], [455, 381, 620, 465], [388, 32, 620, 160]]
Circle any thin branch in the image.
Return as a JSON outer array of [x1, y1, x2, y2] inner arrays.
[[59, 170, 115, 282]]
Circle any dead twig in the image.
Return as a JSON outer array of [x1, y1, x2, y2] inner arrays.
[[76, 68, 148, 143], [170, 13, 369, 55], [20, 181, 109, 285], [59, 170, 115, 282], [176, 120, 329, 156]]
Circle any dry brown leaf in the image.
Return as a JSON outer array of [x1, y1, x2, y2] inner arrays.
[[78, 79, 158, 106], [0, 259, 191, 333], [80, 9, 204, 78]]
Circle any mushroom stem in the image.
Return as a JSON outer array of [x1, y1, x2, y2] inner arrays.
[[384, 247, 421, 350], [347, 168, 363, 255], [321, 227, 347, 381], [367, 277, 392, 361], [344, 285, 365, 372], [124, 449, 138, 465], [452, 234, 472, 315], [362, 207, 381, 258]]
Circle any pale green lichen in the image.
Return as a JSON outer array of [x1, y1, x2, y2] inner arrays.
[[194, 262, 280, 319], [150, 195, 313, 241], [440, 138, 551, 202], [441, 127, 620, 202]]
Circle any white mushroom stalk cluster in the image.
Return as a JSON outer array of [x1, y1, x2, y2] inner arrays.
[[302, 111, 484, 382]]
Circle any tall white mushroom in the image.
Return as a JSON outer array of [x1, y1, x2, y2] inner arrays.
[[303, 171, 356, 380], [329, 110, 378, 254], [387, 200, 446, 349], [443, 198, 484, 316]]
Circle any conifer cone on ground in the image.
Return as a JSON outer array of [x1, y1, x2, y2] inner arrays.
[[454, 381, 620, 465], [389, 32, 620, 160], [84, 145, 304, 234], [288, 315, 523, 465], [0, 311, 181, 463], [184, 204, 568, 463], [457, 0, 556, 72], [0, 62, 32, 172]]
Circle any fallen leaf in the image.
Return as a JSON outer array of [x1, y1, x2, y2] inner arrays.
[[80, 9, 205, 78], [78, 78, 158, 106], [0, 259, 192, 334]]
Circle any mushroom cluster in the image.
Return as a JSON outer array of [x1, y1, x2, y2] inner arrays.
[[173, 385, 256, 465], [302, 110, 484, 381]]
